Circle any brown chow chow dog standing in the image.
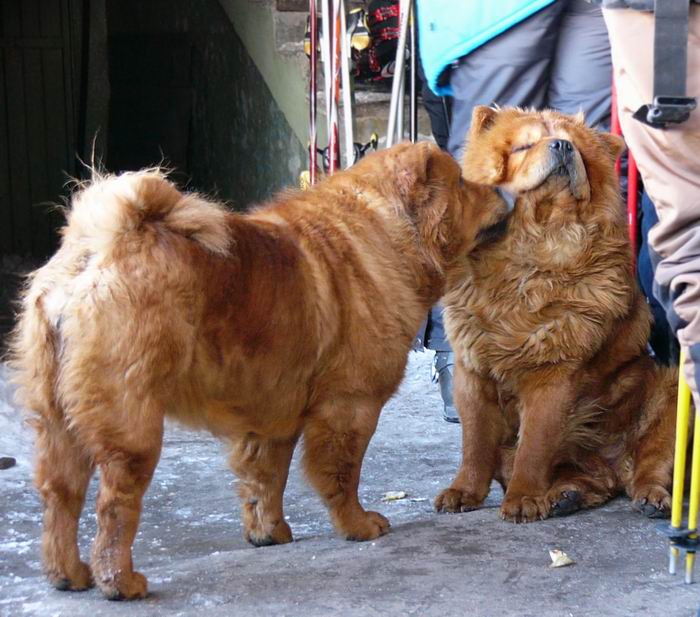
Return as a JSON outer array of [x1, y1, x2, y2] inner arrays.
[[10, 142, 508, 600], [435, 107, 678, 523]]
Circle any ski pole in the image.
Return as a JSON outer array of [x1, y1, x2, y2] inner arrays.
[[309, 0, 318, 184], [386, 0, 411, 147], [325, 0, 341, 174], [320, 0, 332, 129], [627, 150, 639, 271], [397, 59, 405, 143], [339, 0, 355, 168], [409, 0, 417, 143], [685, 392, 700, 583], [611, 78, 622, 179], [669, 350, 692, 575]]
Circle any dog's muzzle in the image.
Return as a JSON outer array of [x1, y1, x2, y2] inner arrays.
[[549, 139, 575, 176]]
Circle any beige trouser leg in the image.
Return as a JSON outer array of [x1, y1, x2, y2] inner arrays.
[[604, 6, 700, 398]]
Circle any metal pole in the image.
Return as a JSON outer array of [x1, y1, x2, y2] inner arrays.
[[386, 0, 410, 147], [320, 0, 332, 131], [627, 151, 639, 270], [309, 0, 318, 184], [409, 0, 417, 143], [328, 0, 341, 174], [339, 0, 354, 168], [685, 401, 700, 583], [669, 350, 692, 575], [397, 62, 405, 143]]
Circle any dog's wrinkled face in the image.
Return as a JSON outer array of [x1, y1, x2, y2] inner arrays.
[[462, 107, 625, 212]]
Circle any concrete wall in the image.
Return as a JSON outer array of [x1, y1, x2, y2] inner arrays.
[[188, 14, 307, 207], [217, 0, 311, 148], [106, 0, 305, 209]]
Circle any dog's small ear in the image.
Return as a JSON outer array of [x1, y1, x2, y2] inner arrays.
[[394, 142, 438, 202], [599, 132, 626, 162], [574, 110, 585, 125], [471, 106, 499, 135], [393, 143, 450, 246], [463, 107, 505, 184]]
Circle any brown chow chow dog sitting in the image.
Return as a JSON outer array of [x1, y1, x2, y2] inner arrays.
[[10, 142, 509, 600], [434, 107, 678, 523]]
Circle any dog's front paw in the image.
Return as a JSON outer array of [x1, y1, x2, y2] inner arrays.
[[97, 570, 148, 601], [631, 485, 671, 519], [548, 489, 583, 518], [500, 492, 550, 523], [434, 487, 484, 513], [342, 511, 390, 541], [245, 519, 293, 547], [46, 560, 94, 592]]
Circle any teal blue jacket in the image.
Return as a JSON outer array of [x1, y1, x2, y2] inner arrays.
[[416, 0, 557, 95]]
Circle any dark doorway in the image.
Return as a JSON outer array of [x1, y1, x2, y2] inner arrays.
[[0, 0, 81, 258]]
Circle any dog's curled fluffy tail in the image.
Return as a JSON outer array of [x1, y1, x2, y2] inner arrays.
[[9, 169, 230, 424], [66, 169, 231, 257]]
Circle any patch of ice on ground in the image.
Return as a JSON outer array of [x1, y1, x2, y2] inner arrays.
[[186, 592, 226, 608], [0, 537, 32, 555]]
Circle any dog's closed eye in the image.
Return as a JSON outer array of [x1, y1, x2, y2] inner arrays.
[[512, 143, 534, 153]]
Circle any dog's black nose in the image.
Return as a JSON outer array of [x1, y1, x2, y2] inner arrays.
[[549, 139, 573, 153]]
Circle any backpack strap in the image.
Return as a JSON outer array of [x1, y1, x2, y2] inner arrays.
[[633, 0, 697, 128]]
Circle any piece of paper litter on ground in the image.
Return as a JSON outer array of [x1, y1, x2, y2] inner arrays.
[[382, 491, 407, 501], [549, 549, 575, 568]]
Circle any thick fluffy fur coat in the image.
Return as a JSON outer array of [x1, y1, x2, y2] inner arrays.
[[435, 107, 678, 523], [10, 142, 507, 599]]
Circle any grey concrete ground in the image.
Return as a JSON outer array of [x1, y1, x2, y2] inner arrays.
[[1, 352, 698, 617]]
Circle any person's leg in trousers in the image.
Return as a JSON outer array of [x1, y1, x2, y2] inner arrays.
[[604, 7, 700, 400], [424, 305, 458, 422], [546, 0, 612, 128], [638, 192, 679, 366], [416, 37, 451, 151], [426, 2, 566, 422]]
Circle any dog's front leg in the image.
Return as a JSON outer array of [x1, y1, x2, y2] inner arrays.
[[435, 361, 504, 513], [500, 374, 572, 523], [302, 397, 390, 541]]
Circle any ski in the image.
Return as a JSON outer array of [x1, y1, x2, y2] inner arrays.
[[301, 1, 379, 186]]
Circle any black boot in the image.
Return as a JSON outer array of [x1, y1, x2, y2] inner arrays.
[[432, 352, 459, 423]]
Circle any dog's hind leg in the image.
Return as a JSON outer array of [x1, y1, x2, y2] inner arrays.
[[87, 398, 164, 601], [35, 417, 95, 591], [303, 396, 390, 541], [627, 412, 676, 518], [624, 370, 678, 518], [545, 455, 618, 517], [228, 433, 299, 546]]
